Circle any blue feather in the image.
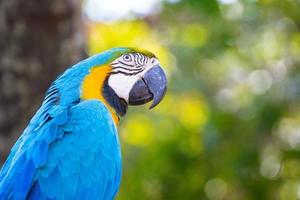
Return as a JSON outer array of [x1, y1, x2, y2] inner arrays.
[[0, 48, 131, 199], [26, 182, 46, 200]]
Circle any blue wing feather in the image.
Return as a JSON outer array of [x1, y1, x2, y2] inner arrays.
[[0, 99, 121, 200], [0, 83, 65, 199], [34, 100, 122, 200], [26, 182, 46, 200]]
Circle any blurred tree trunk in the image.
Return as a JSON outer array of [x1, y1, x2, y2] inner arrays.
[[0, 0, 86, 164]]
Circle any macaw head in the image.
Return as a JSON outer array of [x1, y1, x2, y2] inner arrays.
[[80, 47, 167, 123]]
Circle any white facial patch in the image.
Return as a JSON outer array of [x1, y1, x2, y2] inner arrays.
[[108, 73, 141, 101], [108, 54, 159, 102]]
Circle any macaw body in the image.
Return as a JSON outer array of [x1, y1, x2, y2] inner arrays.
[[0, 47, 167, 200]]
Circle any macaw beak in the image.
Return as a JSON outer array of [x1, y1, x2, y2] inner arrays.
[[128, 65, 167, 109]]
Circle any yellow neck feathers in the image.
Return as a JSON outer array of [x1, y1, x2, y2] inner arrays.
[[81, 65, 119, 124]]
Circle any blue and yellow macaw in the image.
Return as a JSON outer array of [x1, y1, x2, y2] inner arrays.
[[0, 47, 167, 200]]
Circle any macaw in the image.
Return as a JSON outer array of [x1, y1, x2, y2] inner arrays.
[[0, 47, 167, 200]]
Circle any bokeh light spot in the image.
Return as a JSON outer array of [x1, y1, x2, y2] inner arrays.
[[247, 70, 273, 95], [205, 178, 228, 200], [260, 155, 281, 179], [84, 0, 162, 22], [176, 93, 209, 131], [181, 24, 208, 48], [122, 114, 154, 146]]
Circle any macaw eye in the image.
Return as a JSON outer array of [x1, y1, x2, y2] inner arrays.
[[123, 54, 132, 62]]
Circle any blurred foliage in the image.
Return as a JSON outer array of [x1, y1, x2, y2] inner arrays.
[[87, 0, 300, 199]]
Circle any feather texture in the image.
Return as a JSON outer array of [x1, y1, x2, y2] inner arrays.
[[0, 47, 134, 200], [0, 100, 122, 200]]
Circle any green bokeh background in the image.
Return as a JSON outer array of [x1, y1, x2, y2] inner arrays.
[[87, 0, 300, 199]]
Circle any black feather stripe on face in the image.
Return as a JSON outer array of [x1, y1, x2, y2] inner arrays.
[[110, 69, 144, 76], [110, 53, 149, 75], [112, 66, 143, 72]]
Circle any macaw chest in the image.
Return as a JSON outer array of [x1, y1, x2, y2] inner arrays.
[[35, 101, 122, 199]]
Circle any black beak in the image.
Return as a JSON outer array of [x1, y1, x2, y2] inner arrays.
[[128, 65, 167, 109]]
